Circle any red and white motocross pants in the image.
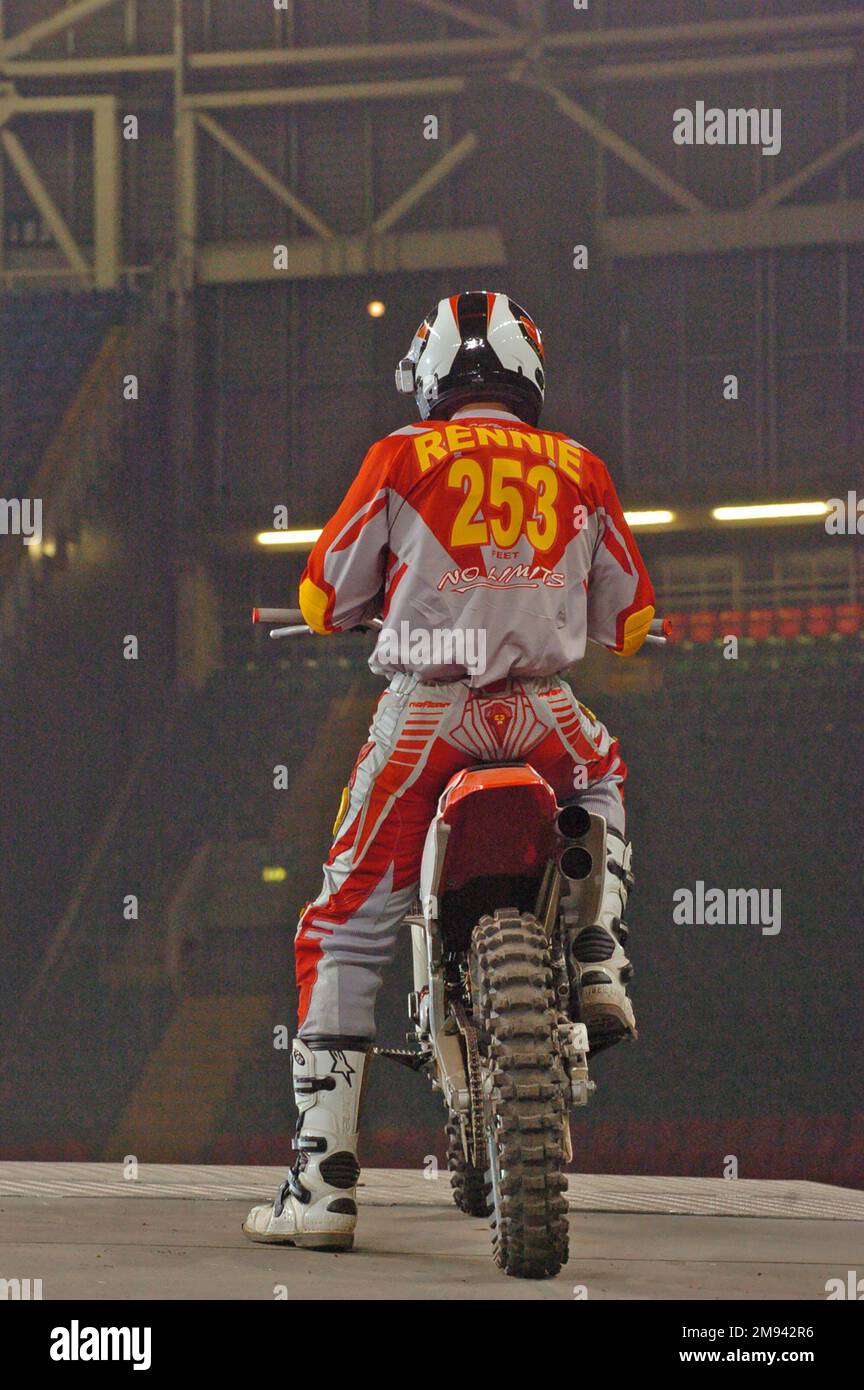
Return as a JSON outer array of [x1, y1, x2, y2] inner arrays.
[[296, 672, 627, 1041]]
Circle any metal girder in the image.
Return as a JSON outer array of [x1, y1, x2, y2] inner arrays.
[[752, 126, 864, 210], [183, 11, 864, 72], [404, 0, 515, 37], [174, 108, 197, 297], [2, 54, 175, 76], [600, 201, 864, 258], [188, 36, 518, 70], [183, 76, 466, 110], [0, 92, 117, 113], [579, 46, 856, 87], [196, 112, 333, 239], [1, 5, 862, 285], [525, 79, 707, 214], [0, 129, 89, 276], [372, 131, 477, 234], [92, 100, 120, 287], [0, 0, 121, 59], [4, 46, 855, 88], [0, 93, 121, 286], [197, 226, 506, 285], [542, 8, 864, 53]]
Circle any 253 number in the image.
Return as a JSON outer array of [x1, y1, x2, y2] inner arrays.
[[447, 456, 559, 552]]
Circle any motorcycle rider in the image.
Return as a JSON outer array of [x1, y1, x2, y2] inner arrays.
[[244, 291, 655, 1249]]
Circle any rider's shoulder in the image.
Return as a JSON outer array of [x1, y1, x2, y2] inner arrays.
[[357, 426, 426, 474], [384, 423, 433, 438], [551, 434, 612, 487], [370, 423, 431, 457]]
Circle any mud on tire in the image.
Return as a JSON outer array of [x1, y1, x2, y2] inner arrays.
[[470, 908, 570, 1279], [445, 1116, 491, 1217]]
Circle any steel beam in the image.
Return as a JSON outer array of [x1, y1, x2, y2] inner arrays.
[[751, 125, 864, 210], [5, 45, 855, 87], [183, 76, 466, 110], [186, 11, 864, 72], [0, 91, 121, 287], [0, 128, 89, 277], [372, 131, 477, 234], [188, 36, 519, 70], [1, 47, 855, 88], [541, 8, 864, 52], [405, 0, 515, 36], [578, 46, 856, 87], [197, 225, 506, 285], [3, 54, 174, 76], [196, 112, 333, 238], [600, 200, 864, 257], [0, 0, 121, 59], [174, 94, 197, 297], [0, 92, 117, 113], [0, 10, 859, 82], [527, 79, 707, 213], [92, 96, 120, 287]]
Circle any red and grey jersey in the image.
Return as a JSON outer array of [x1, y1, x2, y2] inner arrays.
[[299, 407, 655, 687]]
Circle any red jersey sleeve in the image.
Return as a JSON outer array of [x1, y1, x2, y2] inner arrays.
[[585, 457, 656, 656], [298, 437, 400, 634]]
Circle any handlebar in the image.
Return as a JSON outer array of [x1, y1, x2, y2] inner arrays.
[[252, 608, 672, 645], [648, 616, 672, 642], [252, 608, 303, 625]]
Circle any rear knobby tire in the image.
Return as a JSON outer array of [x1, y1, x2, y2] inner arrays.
[[445, 1116, 491, 1217], [470, 909, 569, 1279]]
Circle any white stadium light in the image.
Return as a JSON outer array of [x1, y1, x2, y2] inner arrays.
[[624, 510, 675, 527], [256, 529, 323, 546], [711, 501, 829, 522]]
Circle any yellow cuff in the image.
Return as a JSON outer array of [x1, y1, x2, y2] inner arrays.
[[614, 604, 655, 657], [298, 577, 332, 635], [332, 785, 350, 837]]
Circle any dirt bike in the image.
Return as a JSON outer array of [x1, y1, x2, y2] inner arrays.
[[253, 605, 669, 1279]]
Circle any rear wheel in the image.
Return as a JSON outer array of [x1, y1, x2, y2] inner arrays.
[[470, 908, 570, 1279], [445, 1116, 490, 1216]]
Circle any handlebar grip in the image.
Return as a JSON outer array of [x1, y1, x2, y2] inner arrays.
[[649, 616, 672, 638], [252, 607, 303, 625]]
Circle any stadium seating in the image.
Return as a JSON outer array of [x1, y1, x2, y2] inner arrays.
[[0, 291, 132, 495]]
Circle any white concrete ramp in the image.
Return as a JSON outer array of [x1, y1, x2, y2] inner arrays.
[[1, 1164, 862, 1300]]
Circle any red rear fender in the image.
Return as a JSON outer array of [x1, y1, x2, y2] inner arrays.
[[435, 765, 557, 892]]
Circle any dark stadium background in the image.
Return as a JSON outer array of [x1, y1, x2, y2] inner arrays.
[[0, 0, 861, 1187]]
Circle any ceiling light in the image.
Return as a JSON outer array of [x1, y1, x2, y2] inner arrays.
[[256, 529, 323, 546], [711, 501, 828, 522], [624, 510, 675, 526]]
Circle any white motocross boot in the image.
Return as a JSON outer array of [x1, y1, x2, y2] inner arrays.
[[572, 832, 637, 1049], [243, 1038, 369, 1249]]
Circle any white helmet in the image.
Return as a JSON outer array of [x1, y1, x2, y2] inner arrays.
[[395, 290, 545, 425]]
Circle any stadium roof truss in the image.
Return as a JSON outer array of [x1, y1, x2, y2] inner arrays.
[[0, 89, 120, 287], [0, 0, 863, 290]]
